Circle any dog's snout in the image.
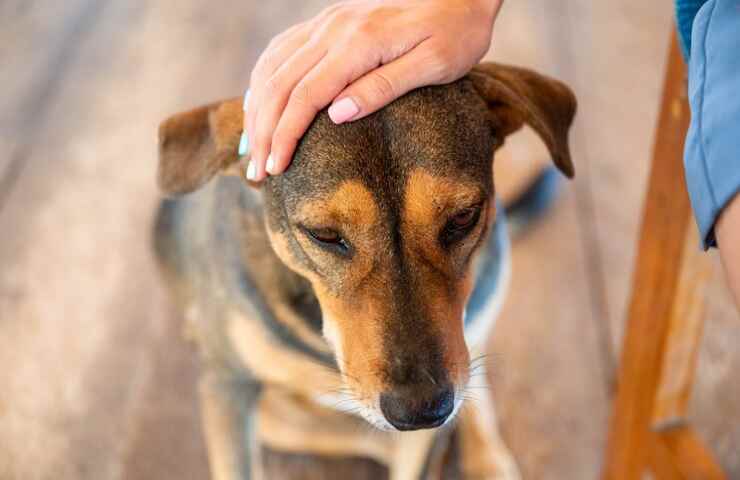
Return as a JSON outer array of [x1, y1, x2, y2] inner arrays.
[[379, 386, 454, 431]]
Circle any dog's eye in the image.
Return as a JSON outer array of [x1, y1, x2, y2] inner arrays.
[[309, 229, 340, 243], [440, 205, 482, 248], [452, 209, 477, 227], [302, 226, 352, 256]]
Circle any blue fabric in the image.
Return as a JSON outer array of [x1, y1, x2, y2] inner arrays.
[[684, 0, 740, 249], [676, 0, 708, 58]]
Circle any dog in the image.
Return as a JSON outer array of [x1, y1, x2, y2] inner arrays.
[[153, 61, 575, 479]]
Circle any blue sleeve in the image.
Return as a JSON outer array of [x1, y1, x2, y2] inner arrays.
[[675, 0, 708, 58], [683, 0, 740, 249]]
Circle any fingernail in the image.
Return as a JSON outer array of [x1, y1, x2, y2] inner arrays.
[[265, 154, 276, 174], [246, 161, 256, 180], [238, 131, 249, 156], [328, 97, 359, 124], [243, 89, 251, 111]]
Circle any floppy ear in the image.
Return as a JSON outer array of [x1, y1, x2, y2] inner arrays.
[[468, 62, 576, 178], [157, 97, 248, 196]]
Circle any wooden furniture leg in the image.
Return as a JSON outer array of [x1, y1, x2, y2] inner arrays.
[[600, 31, 726, 479]]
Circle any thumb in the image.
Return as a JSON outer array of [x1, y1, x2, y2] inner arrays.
[[328, 44, 449, 124]]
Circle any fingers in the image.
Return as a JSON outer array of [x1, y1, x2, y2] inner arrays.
[[249, 39, 329, 180], [266, 46, 385, 174], [328, 40, 453, 124], [244, 23, 313, 178]]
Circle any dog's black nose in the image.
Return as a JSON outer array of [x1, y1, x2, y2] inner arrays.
[[379, 387, 455, 431]]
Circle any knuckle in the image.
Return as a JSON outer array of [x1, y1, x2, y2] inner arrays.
[[253, 129, 273, 157], [426, 45, 456, 79], [353, 29, 376, 47], [289, 83, 315, 108], [254, 120, 273, 145], [261, 48, 282, 70], [356, 19, 379, 39], [367, 72, 396, 101], [320, 3, 344, 18], [251, 59, 273, 85], [262, 74, 284, 96], [274, 22, 302, 43], [326, 6, 352, 26], [272, 128, 299, 149], [365, 6, 397, 30]]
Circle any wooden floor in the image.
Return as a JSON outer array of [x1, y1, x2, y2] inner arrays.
[[1, 1, 738, 479]]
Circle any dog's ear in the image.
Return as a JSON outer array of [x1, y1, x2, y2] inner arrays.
[[157, 98, 249, 196], [469, 62, 576, 178]]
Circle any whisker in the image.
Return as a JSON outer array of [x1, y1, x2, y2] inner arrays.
[[422, 367, 438, 386]]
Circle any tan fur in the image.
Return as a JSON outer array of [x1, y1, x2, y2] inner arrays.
[[457, 400, 520, 479], [227, 311, 342, 397], [404, 170, 485, 230], [265, 200, 390, 403], [402, 169, 491, 385], [256, 387, 394, 464], [199, 373, 254, 480], [390, 429, 440, 480], [324, 290, 388, 403], [296, 180, 379, 227], [269, 302, 333, 355]]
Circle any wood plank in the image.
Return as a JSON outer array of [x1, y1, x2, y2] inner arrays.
[[117, 306, 209, 480], [0, 0, 104, 202], [600, 32, 695, 480], [0, 1, 264, 478]]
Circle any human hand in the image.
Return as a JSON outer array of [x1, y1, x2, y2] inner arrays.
[[241, 0, 502, 181]]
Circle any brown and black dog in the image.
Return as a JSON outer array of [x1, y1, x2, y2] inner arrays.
[[153, 62, 575, 479]]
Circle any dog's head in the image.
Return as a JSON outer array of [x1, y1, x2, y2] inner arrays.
[[158, 62, 575, 431]]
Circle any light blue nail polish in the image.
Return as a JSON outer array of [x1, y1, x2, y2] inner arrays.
[[243, 89, 251, 111], [238, 131, 249, 156]]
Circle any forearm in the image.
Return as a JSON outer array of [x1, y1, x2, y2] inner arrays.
[[716, 192, 740, 309]]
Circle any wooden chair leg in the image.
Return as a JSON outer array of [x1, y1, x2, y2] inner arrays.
[[649, 426, 726, 480], [600, 30, 725, 480]]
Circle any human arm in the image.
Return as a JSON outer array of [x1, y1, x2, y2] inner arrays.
[[716, 192, 740, 309]]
